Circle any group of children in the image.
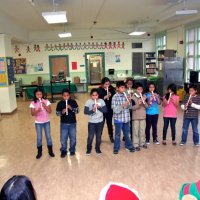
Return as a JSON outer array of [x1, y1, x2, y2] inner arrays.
[[30, 77, 200, 158]]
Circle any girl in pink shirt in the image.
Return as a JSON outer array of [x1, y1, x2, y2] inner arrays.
[[162, 84, 179, 145], [30, 89, 55, 159]]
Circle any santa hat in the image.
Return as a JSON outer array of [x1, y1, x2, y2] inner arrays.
[[99, 182, 140, 200], [180, 180, 200, 200]]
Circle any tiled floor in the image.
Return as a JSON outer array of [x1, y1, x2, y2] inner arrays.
[[0, 93, 200, 200]]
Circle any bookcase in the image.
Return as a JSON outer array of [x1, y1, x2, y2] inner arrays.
[[145, 52, 157, 76]]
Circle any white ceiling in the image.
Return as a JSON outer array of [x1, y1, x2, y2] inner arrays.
[[0, 0, 200, 43]]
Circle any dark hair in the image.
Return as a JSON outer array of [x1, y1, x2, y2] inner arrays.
[[189, 84, 197, 91], [0, 175, 36, 200], [90, 88, 99, 95], [146, 81, 158, 93], [165, 83, 177, 100], [33, 88, 45, 103], [134, 82, 143, 89], [125, 77, 134, 84], [62, 88, 70, 95], [101, 77, 110, 84], [116, 81, 125, 88]]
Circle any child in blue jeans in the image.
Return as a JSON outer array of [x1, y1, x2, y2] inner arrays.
[[112, 81, 135, 154], [56, 89, 79, 157], [84, 88, 107, 155]]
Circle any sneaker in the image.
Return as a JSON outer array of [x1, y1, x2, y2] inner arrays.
[[126, 147, 135, 152], [153, 140, 160, 145], [61, 151, 67, 158], [135, 147, 140, 151], [172, 141, 177, 146], [179, 142, 185, 146], [70, 152, 75, 156], [141, 144, 148, 149], [113, 150, 118, 154], [162, 140, 167, 145], [146, 140, 150, 145], [86, 150, 91, 156], [96, 149, 102, 155], [195, 143, 200, 147]]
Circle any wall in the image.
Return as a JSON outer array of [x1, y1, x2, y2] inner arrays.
[[13, 38, 155, 85], [166, 25, 185, 57]]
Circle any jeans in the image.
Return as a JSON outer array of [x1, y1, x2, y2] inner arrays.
[[163, 117, 177, 141], [60, 123, 77, 153], [181, 118, 199, 144], [35, 122, 53, 147], [114, 122, 133, 151], [145, 114, 159, 141], [87, 122, 104, 151], [103, 109, 113, 138]]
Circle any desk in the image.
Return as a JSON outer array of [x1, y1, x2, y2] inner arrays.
[[24, 82, 77, 100]]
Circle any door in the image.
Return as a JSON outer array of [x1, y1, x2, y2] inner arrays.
[[86, 53, 105, 85], [49, 55, 69, 80]]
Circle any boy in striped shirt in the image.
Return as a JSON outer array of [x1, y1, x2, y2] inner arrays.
[[111, 81, 135, 154], [180, 84, 200, 146]]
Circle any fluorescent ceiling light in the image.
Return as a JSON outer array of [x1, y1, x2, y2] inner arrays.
[[129, 31, 146, 36], [176, 9, 198, 15], [58, 32, 72, 38], [42, 11, 67, 24]]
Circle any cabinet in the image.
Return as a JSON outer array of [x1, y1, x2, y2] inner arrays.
[[145, 52, 157, 76]]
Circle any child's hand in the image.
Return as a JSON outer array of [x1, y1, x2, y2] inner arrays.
[[41, 102, 46, 107], [138, 99, 143, 105], [154, 94, 159, 99], [123, 101, 130, 108], [37, 107, 42, 112], [93, 106, 97, 112], [189, 99, 193, 104], [67, 105, 72, 110], [142, 95, 146, 101], [150, 96, 154, 101], [184, 104, 188, 110], [62, 109, 66, 114]]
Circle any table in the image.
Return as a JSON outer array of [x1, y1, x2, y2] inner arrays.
[[24, 82, 77, 100]]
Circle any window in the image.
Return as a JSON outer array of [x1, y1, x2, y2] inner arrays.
[[156, 33, 167, 52], [185, 24, 200, 74]]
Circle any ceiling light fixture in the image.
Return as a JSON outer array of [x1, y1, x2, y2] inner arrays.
[[42, 0, 67, 24], [58, 32, 72, 38], [129, 31, 146, 36], [42, 11, 67, 24], [176, 0, 198, 15]]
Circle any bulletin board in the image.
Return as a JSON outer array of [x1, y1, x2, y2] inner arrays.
[[14, 58, 26, 74], [0, 57, 7, 86]]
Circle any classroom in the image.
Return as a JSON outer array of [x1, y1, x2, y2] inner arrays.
[[0, 0, 200, 200]]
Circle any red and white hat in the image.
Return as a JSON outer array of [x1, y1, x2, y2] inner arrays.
[[99, 182, 140, 200]]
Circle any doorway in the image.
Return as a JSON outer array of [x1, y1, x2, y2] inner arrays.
[[49, 55, 69, 80], [85, 53, 105, 85]]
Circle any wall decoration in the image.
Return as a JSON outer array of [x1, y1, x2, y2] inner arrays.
[[0, 58, 7, 86], [72, 62, 77, 70], [26, 46, 31, 53], [115, 55, 121, 63], [7, 57, 14, 85], [34, 44, 40, 52], [14, 45, 20, 53], [14, 58, 26, 74], [26, 63, 44, 74]]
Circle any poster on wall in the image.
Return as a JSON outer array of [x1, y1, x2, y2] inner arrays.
[[72, 62, 77, 70], [7, 58, 14, 85], [26, 63, 44, 74], [0, 58, 7, 86], [115, 55, 121, 63], [14, 58, 26, 74]]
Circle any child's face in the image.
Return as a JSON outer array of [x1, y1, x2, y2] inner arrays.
[[126, 81, 133, 89], [117, 86, 125, 93], [91, 92, 99, 100], [135, 87, 143, 94], [103, 81, 110, 89], [168, 88, 173, 94], [36, 91, 42, 99], [189, 88, 197, 96], [63, 92, 70, 100], [149, 84, 155, 92]]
